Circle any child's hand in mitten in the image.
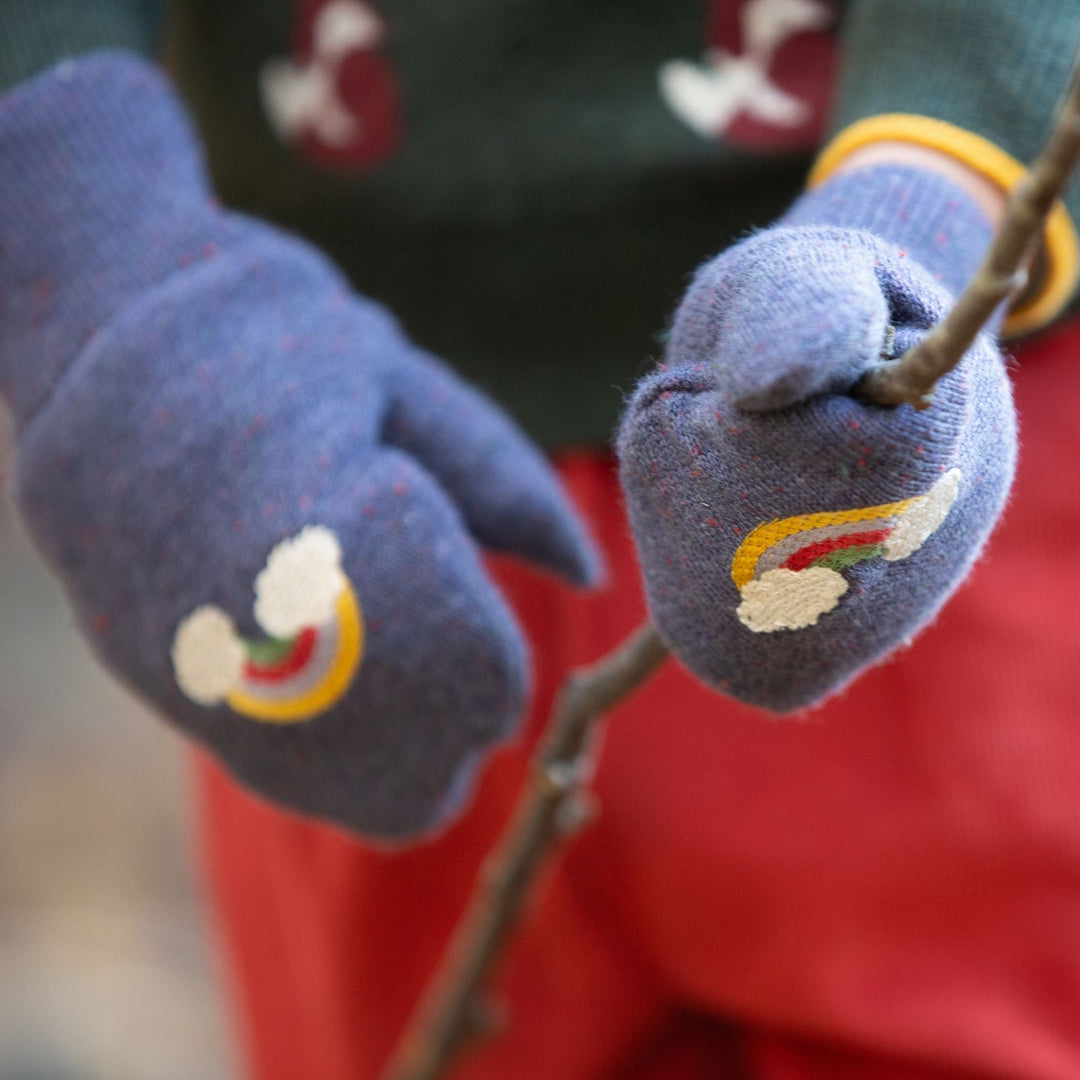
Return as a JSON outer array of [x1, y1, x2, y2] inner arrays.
[[0, 55, 598, 839], [619, 164, 1019, 712]]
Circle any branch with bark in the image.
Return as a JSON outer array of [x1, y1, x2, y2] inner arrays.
[[859, 65, 1080, 408], [384, 623, 669, 1080]]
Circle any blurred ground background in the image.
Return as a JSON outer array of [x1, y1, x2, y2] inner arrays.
[[0, 406, 233, 1079]]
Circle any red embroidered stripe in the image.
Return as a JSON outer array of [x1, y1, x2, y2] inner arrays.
[[244, 627, 318, 682], [782, 529, 892, 573]]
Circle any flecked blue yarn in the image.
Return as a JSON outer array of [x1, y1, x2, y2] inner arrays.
[[0, 53, 600, 839], [619, 165, 1017, 712]]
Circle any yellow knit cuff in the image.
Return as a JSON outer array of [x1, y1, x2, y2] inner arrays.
[[809, 114, 1079, 337]]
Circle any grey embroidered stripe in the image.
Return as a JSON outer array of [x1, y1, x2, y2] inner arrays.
[[754, 515, 899, 578], [236, 619, 342, 704]]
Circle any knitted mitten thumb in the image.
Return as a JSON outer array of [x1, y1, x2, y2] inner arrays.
[[619, 165, 1018, 711], [0, 54, 600, 839]]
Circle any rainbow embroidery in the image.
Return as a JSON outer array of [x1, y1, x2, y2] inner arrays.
[[732, 469, 961, 633], [171, 526, 364, 723]]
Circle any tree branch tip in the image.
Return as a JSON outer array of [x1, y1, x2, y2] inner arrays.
[[555, 790, 600, 835], [465, 997, 507, 1038], [855, 364, 935, 410], [559, 674, 592, 709], [479, 853, 512, 891], [538, 761, 578, 795]]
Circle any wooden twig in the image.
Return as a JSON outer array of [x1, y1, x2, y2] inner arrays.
[[860, 56, 1080, 409], [382, 622, 670, 1080]]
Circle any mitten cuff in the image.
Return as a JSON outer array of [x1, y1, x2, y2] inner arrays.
[[0, 51, 225, 428], [809, 115, 1079, 337], [826, 0, 1080, 335]]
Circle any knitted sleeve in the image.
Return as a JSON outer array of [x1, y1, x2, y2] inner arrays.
[[0, 0, 165, 91], [821, 0, 1080, 334]]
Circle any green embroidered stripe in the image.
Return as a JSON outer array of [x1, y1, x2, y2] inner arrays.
[[243, 635, 297, 667], [812, 543, 886, 573]]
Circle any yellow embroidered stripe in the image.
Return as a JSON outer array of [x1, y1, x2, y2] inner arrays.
[[731, 496, 916, 590], [809, 114, 1079, 337], [227, 581, 364, 723]]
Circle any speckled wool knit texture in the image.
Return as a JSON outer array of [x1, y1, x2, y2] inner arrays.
[[619, 166, 1017, 712], [0, 53, 599, 839]]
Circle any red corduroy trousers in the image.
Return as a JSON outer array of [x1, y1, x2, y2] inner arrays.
[[195, 317, 1080, 1080]]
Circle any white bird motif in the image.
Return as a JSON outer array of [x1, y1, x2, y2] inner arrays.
[[260, 0, 383, 148], [660, 0, 831, 138]]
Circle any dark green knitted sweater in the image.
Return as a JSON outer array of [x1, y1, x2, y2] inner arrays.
[[3, 0, 1079, 444]]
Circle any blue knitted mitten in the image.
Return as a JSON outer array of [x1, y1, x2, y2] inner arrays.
[[0, 54, 599, 839], [618, 166, 1016, 712]]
